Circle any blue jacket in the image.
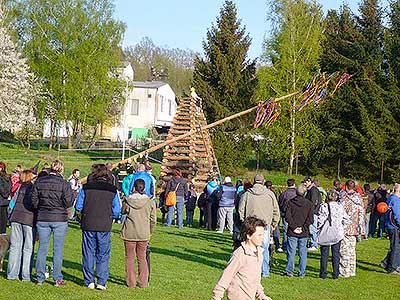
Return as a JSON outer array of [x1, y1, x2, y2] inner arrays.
[[386, 194, 400, 230], [128, 171, 155, 198], [122, 174, 134, 196], [75, 188, 121, 220], [206, 181, 220, 196], [218, 183, 236, 207]]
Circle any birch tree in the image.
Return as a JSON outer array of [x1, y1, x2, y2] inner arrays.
[[257, 0, 323, 174], [8, 0, 126, 148]]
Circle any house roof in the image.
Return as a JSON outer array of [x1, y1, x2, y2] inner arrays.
[[132, 81, 167, 89]]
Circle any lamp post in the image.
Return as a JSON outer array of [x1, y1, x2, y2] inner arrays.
[[122, 78, 129, 161]]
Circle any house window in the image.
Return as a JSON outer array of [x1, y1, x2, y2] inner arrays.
[[130, 99, 139, 115], [160, 95, 165, 112], [168, 99, 172, 115]]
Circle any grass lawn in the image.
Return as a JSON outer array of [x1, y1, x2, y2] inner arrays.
[[0, 142, 160, 178], [0, 142, 395, 299], [1, 217, 399, 300]]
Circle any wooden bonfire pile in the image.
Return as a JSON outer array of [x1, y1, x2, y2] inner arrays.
[[159, 97, 219, 191]]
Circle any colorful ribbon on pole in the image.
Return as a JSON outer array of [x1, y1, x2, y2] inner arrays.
[[253, 71, 352, 129]]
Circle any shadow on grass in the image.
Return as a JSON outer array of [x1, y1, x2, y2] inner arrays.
[[165, 230, 233, 245], [151, 246, 227, 270], [356, 259, 387, 273], [269, 256, 321, 278], [63, 258, 126, 286]]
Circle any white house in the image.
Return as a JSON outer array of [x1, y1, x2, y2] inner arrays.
[[109, 80, 177, 141], [43, 63, 178, 142]]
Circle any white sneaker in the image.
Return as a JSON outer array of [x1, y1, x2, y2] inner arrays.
[[277, 248, 284, 253], [96, 284, 107, 290], [216, 230, 224, 234], [87, 283, 95, 289], [308, 246, 318, 252]]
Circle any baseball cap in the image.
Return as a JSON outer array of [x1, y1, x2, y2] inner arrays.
[[254, 174, 264, 183], [224, 176, 232, 183], [302, 176, 312, 183]]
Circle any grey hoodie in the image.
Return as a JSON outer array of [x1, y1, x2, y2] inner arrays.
[[238, 183, 280, 227], [121, 193, 156, 241]]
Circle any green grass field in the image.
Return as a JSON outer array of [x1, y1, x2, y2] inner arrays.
[[0, 143, 377, 192], [0, 143, 397, 299], [1, 218, 399, 300]]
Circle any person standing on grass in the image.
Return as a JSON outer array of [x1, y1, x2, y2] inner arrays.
[[31, 160, 74, 286], [278, 178, 296, 252], [265, 180, 283, 252], [165, 170, 187, 228], [370, 184, 388, 238], [7, 170, 35, 281], [338, 180, 365, 278], [75, 164, 121, 290], [0, 162, 12, 234], [284, 184, 314, 278], [303, 176, 322, 251], [238, 174, 280, 278], [317, 190, 347, 279], [186, 183, 197, 227], [212, 216, 272, 300], [216, 177, 236, 234], [128, 164, 155, 199], [362, 184, 374, 239], [67, 168, 80, 220], [380, 183, 400, 274], [121, 179, 156, 288]]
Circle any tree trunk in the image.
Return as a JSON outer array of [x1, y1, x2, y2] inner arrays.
[[288, 97, 296, 175], [49, 119, 55, 150], [295, 153, 299, 175], [337, 157, 341, 180]]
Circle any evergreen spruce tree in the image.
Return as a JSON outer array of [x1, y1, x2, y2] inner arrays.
[[319, 2, 399, 180], [193, 0, 257, 174]]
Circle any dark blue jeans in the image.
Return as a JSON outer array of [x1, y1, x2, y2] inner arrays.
[[186, 209, 194, 226], [82, 231, 111, 286], [286, 236, 308, 277], [36, 221, 68, 282], [370, 212, 385, 238], [319, 241, 341, 279], [383, 229, 400, 272]]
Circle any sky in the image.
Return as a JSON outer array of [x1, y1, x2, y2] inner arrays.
[[114, 0, 390, 59]]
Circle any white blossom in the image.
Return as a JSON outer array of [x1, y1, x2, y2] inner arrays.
[[0, 4, 38, 132]]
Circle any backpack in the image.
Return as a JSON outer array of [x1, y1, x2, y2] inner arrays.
[[165, 183, 180, 206]]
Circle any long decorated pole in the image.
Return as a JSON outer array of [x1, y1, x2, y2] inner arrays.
[[111, 90, 300, 169], [79, 91, 299, 184]]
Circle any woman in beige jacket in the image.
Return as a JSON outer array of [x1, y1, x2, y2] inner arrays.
[[121, 179, 156, 288], [212, 216, 272, 300]]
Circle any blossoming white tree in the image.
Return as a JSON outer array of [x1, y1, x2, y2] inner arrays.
[[0, 3, 38, 133]]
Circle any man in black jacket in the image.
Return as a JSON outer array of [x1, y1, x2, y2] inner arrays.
[[284, 184, 314, 277], [303, 176, 321, 251], [279, 178, 296, 251], [31, 160, 74, 286]]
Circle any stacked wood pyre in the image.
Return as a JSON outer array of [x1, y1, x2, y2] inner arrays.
[[159, 97, 219, 192]]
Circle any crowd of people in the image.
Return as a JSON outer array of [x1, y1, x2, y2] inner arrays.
[[0, 158, 400, 299]]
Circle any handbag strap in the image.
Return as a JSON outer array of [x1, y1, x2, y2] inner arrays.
[[327, 202, 332, 226], [174, 182, 181, 192]]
